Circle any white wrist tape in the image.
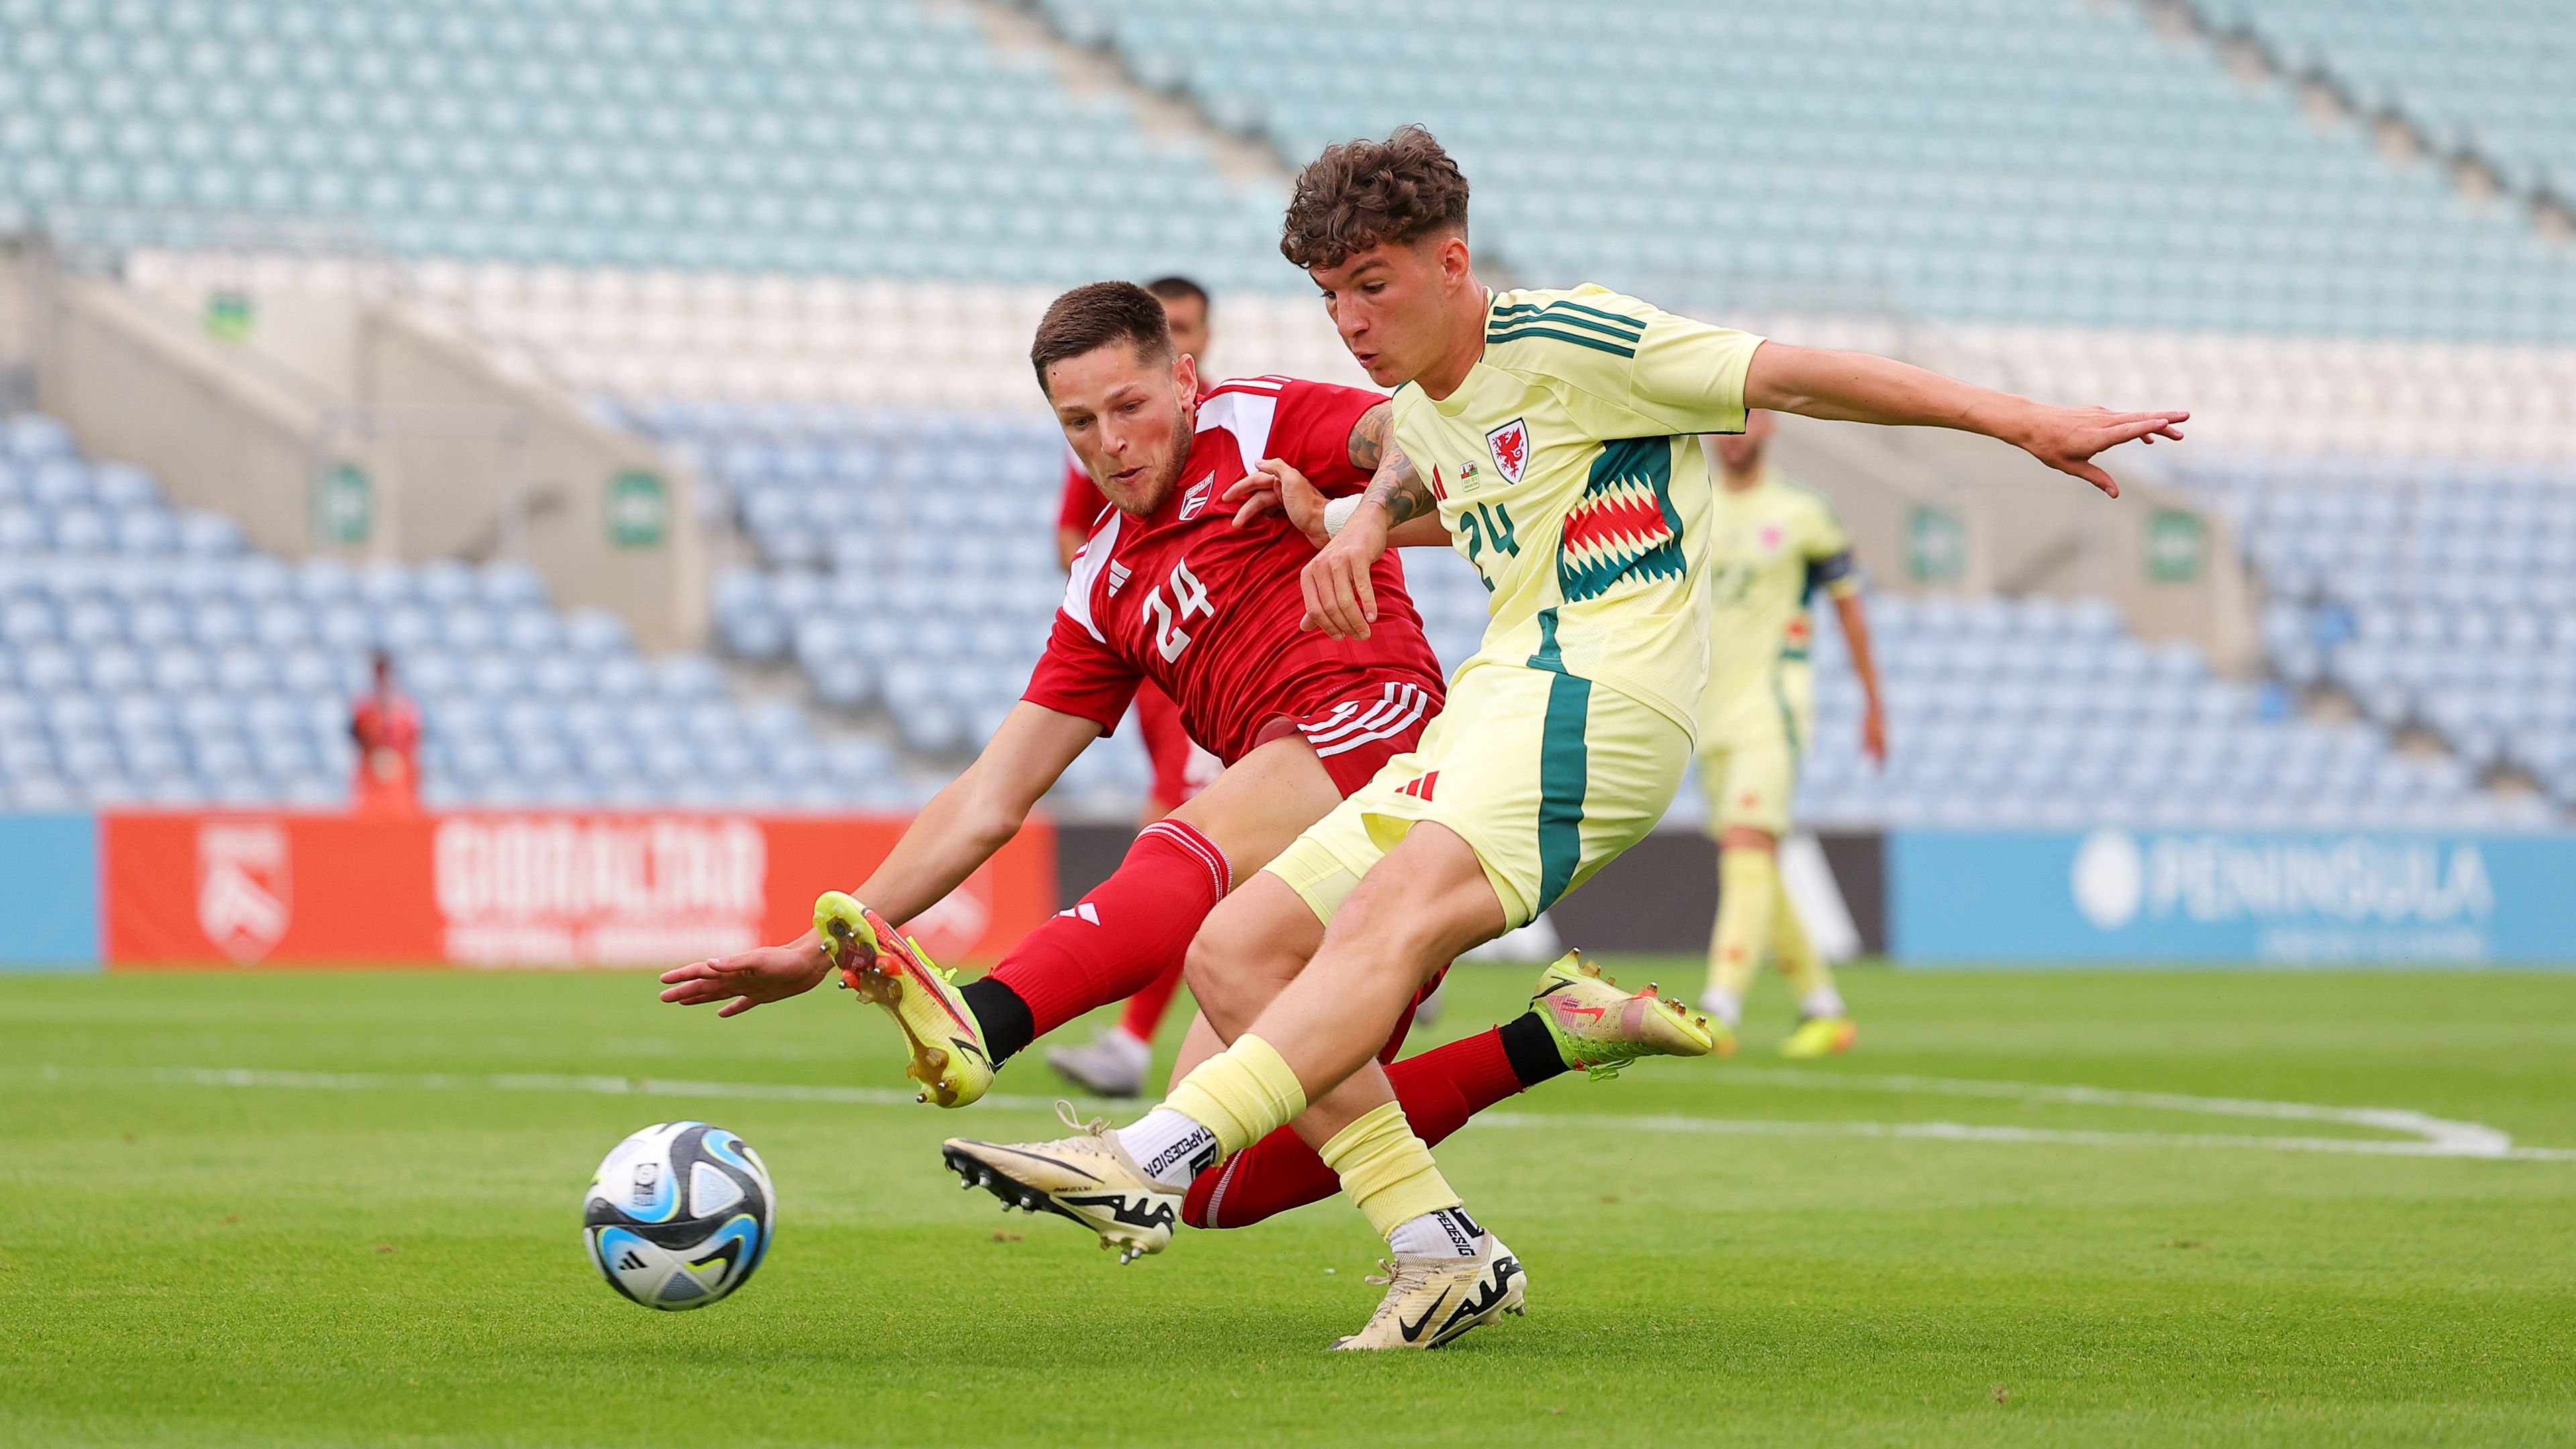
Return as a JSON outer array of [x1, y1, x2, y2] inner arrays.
[[1323, 495, 1364, 539]]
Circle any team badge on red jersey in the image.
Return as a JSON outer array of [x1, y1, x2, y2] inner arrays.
[[1485, 419, 1530, 486], [1178, 475, 1214, 521]]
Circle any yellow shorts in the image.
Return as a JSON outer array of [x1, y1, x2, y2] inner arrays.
[[1698, 667, 1810, 839], [1266, 660, 1693, 931]]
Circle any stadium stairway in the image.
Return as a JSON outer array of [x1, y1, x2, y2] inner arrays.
[[2192, 0, 2576, 213]]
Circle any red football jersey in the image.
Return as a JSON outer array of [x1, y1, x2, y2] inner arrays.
[[1024, 376, 1443, 765], [1056, 445, 1103, 536]]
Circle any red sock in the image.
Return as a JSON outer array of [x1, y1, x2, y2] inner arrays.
[[1116, 959, 1187, 1044], [1183, 1026, 1525, 1230], [986, 818, 1230, 1042]]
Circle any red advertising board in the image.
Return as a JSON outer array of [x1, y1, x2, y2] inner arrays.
[[100, 812, 1054, 969]]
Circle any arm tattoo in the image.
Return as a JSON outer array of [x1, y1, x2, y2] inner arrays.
[[1347, 402, 1391, 472], [1361, 439, 1437, 527]]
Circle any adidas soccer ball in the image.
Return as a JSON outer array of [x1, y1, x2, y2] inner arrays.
[[582, 1121, 775, 1311]]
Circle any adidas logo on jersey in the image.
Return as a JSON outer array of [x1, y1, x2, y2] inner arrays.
[[1107, 561, 1133, 594], [1394, 770, 1439, 802], [1055, 902, 1102, 924]]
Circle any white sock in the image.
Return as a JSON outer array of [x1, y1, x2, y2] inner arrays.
[[1706, 988, 1744, 1030], [1113, 1108, 1219, 1190], [1800, 986, 1847, 1020], [1386, 1205, 1485, 1259]]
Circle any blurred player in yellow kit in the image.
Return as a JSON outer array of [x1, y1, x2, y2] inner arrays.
[[1697, 410, 1884, 1057]]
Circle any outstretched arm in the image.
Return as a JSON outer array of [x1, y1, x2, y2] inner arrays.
[[1833, 590, 1886, 766], [1744, 343, 2187, 498], [658, 703, 1100, 1016], [842, 701, 1099, 922]]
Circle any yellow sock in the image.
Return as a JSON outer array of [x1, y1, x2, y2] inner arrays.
[[1708, 847, 1778, 1008], [1771, 875, 1836, 1002], [1318, 1100, 1461, 1240], [1162, 1034, 1307, 1157]]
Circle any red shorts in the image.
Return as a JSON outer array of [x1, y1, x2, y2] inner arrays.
[[1254, 676, 1443, 798], [1133, 684, 1213, 814]]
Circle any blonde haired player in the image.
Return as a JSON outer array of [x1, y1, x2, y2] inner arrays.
[[1697, 410, 1884, 1057], [945, 126, 2185, 1350]]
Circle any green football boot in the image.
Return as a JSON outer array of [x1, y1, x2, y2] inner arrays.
[[1527, 951, 1717, 1079]]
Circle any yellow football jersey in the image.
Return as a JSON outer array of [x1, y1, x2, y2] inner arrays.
[[1698, 467, 1858, 741], [1390, 285, 1765, 729]]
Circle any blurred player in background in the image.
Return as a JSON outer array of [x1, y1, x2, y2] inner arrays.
[[347, 650, 420, 817], [1697, 411, 1884, 1057], [1048, 275, 1225, 1097]]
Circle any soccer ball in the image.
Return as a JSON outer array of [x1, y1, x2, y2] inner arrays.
[[582, 1121, 775, 1311]]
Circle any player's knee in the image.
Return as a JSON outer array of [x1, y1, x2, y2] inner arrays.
[[1182, 902, 1298, 1030], [1329, 879, 1500, 985]]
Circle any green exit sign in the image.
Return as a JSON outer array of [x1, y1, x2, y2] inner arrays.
[[1905, 504, 1965, 584], [606, 470, 669, 548], [2145, 507, 2208, 583], [313, 462, 371, 545]]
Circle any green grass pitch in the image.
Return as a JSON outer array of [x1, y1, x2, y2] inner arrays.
[[5, 961, 2574, 1447]]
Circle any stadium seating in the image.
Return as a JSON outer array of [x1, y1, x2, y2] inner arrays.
[[2177, 454, 2576, 814], [630, 390, 2553, 833], [0, 0, 1286, 290], [0, 410, 907, 814], [2198, 1, 2575, 199], [2, 1, 2563, 833], [1043, 0, 2576, 343], [1772, 588, 2554, 833], [10, 0, 2569, 346]]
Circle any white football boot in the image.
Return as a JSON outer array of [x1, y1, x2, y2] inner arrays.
[[942, 1104, 1181, 1264], [1331, 1231, 1528, 1350]]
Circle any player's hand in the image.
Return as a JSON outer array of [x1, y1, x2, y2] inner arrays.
[[2008, 404, 2189, 498], [658, 938, 833, 1018], [1300, 504, 1388, 639], [1861, 699, 1887, 765], [1224, 458, 1331, 546]]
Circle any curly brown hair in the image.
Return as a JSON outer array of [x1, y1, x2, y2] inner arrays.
[[1279, 125, 1470, 272]]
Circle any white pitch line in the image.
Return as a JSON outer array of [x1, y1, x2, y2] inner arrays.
[[1706, 1067, 2516, 1157], [19, 1064, 2576, 1163], [18, 1065, 1125, 1115], [1467, 1110, 2576, 1162]]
